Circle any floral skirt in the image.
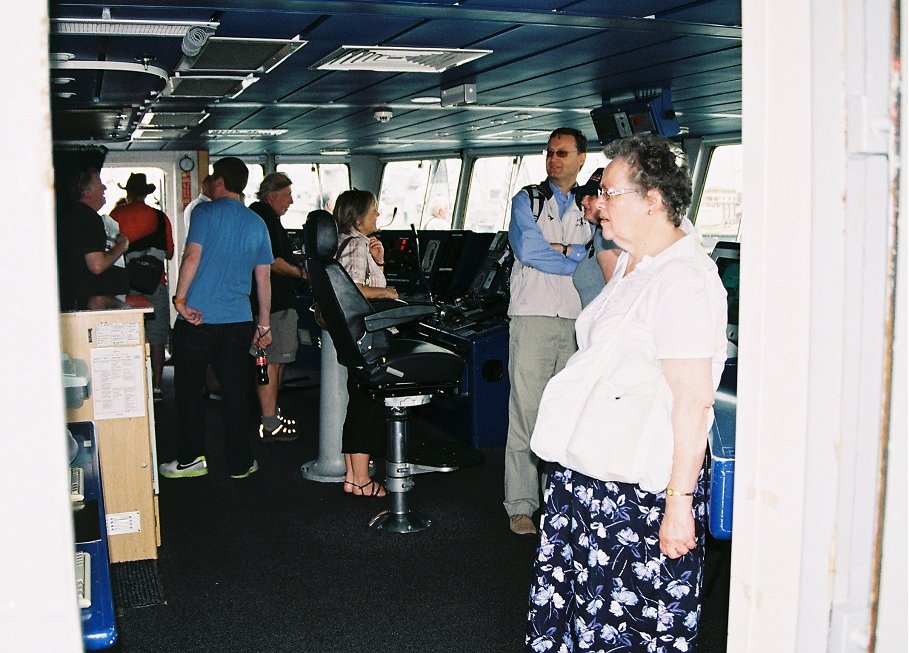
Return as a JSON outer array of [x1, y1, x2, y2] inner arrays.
[[525, 464, 707, 653]]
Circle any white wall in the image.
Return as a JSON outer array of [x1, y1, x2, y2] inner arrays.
[[0, 3, 83, 651]]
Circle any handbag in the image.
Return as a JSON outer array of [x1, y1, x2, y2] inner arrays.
[[126, 209, 167, 294], [530, 270, 673, 491]]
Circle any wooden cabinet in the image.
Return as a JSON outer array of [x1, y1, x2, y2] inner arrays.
[[61, 308, 160, 563]]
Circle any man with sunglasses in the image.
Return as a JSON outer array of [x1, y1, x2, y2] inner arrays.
[[504, 127, 593, 536]]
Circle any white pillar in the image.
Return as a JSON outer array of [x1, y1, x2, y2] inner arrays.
[[735, 0, 903, 649], [0, 3, 83, 651]]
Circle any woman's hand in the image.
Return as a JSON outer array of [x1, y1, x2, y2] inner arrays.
[[659, 499, 697, 559], [368, 236, 385, 265], [384, 286, 399, 300]]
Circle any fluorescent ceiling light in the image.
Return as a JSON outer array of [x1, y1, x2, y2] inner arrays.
[[411, 96, 441, 104], [51, 18, 219, 37]]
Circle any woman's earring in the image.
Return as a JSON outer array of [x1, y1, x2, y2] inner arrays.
[[647, 209, 652, 216]]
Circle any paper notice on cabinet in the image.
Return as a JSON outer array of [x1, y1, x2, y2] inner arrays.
[[93, 321, 141, 347], [106, 511, 141, 535], [90, 346, 146, 419]]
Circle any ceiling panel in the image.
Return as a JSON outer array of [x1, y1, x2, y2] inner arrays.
[[49, 0, 742, 153]]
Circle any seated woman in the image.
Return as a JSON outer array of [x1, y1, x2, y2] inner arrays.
[[526, 134, 728, 651], [332, 189, 398, 497]]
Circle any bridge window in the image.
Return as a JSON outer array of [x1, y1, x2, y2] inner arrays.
[[463, 152, 609, 232], [276, 163, 350, 229], [693, 144, 743, 251], [377, 159, 461, 231]]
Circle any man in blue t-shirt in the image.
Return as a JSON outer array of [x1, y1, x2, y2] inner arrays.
[[160, 157, 274, 480]]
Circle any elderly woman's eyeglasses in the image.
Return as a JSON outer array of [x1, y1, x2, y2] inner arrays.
[[598, 187, 640, 200]]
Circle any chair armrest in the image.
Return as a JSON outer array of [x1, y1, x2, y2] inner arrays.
[[364, 302, 437, 332]]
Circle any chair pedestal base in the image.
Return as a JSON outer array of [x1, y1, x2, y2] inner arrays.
[[368, 394, 451, 533], [301, 332, 348, 483], [369, 509, 432, 533], [299, 458, 346, 483]]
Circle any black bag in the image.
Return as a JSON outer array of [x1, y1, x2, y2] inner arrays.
[[126, 209, 167, 294], [127, 255, 165, 293]]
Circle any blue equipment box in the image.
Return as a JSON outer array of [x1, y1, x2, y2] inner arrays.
[[708, 359, 737, 540]]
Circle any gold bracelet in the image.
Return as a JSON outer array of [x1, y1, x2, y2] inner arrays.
[[665, 488, 694, 497], [172, 297, 186, 306]]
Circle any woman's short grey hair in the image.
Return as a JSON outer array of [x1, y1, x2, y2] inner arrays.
[[333, 189, 377, 234], [603, 133, 692, 226], [257, 172, 292, 201]]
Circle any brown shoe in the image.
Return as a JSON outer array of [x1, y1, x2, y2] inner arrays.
[[509, 514, 537, 536]]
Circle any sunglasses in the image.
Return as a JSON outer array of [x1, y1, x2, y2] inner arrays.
[[543, 149, 578, 158]]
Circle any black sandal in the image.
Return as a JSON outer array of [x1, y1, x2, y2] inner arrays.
[[352, 479, 386, 497]]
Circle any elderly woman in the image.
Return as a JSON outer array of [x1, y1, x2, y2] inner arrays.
[[526, 134, 728, 652], [333, 189, 398, 496]]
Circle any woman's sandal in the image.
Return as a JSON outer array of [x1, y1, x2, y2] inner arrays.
[[350, 479, 386, 497]]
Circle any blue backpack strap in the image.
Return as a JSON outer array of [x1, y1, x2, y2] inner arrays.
[[521, 179, 554, 222]]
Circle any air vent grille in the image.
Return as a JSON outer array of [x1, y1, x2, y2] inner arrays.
[[161, 75, 258, 99], [140, 112, 209, 129], [132, 128, 186, 140], [178, 37, 305, 73], [312, 46, 491, 73]]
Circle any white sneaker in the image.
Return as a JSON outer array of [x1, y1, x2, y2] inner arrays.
[[159, 456, 208, 478], [230, 460, 259, 479]]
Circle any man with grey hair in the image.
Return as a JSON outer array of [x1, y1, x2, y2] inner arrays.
[[249, 172, 306, 441], [183, 174, 213, 233]]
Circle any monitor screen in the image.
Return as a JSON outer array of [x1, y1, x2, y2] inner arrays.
[[710, 241, 740, 343], [470, 231, 511, 298]]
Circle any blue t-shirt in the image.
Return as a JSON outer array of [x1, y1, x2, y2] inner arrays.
[[184, 197, 273, 324]]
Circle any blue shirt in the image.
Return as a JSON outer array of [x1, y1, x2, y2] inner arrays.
[[508, 181, 587, 276], [572, 227, 621, 307], [185, 198, 274, 324]]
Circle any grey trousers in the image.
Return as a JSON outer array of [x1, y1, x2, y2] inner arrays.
[[503, 315, 577, 517]]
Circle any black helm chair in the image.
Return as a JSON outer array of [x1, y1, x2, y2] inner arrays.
[[302, 210, 464, 532]]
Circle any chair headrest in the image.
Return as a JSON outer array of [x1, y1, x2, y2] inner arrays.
[[302, 209, 338, 260]]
